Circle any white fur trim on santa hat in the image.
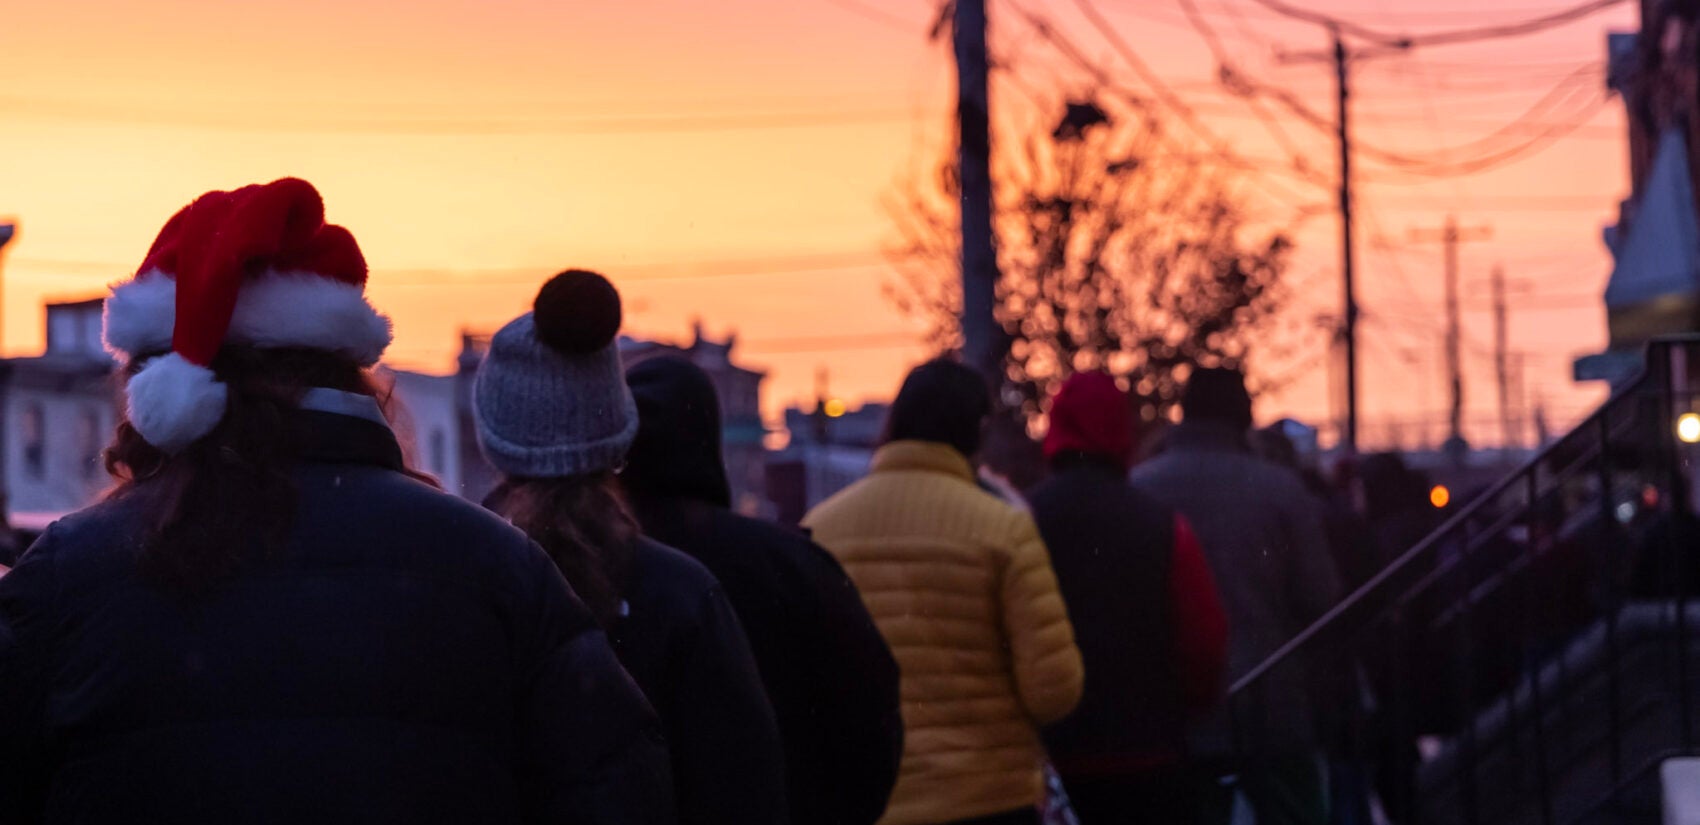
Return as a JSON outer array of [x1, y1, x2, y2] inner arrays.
[[126, 352, 230, 453], [103, 270, 394, 366]]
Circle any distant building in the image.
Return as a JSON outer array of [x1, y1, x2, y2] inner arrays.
[[381, 368, 464, 495], [1577, 5, 1700, 383], [766, 401, 888, 525], [440, 324, 770, 512], [0, 300, 770, 520], [1, 299, 120, 529]]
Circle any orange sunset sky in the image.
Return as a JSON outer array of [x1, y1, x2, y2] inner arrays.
[[0, 0, 1641, 447]]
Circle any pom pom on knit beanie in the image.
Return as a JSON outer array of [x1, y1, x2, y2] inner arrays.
[[473, 270, 638, 478]]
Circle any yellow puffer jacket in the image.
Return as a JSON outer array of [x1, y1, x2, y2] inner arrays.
[[803, 441, 1084, 825]]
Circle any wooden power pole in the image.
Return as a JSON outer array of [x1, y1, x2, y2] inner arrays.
[[1282, 34, 1405, 452], [1412, 216, 1491, 456], [954, 0, 1002, 386]]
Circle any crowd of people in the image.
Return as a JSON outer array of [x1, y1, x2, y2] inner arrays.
[[0, 178, 1446, 825]]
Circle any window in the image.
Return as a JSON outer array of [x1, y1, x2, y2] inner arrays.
[[78, 408, 102, 479], [20, 404, 44, 481], [428, 430, 447, 476]]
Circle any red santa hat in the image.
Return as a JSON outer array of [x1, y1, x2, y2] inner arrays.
[[103, 178, 392, 452]]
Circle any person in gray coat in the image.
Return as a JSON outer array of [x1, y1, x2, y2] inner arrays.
[[1129, 367, 1343, 825]]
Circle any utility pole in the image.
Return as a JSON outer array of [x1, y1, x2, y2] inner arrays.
[[1492, 265, 1511, 454], [954, 0, 1002, 386], [1411, 216, 1491, 458], [812, 366, 830, 445], [1281, 36, 1405, 452], [1481, 265, 1532, 454], [1331, 29, 1360, 454]]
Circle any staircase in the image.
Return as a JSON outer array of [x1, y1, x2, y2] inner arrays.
[[1228, 337, 1700, 825]]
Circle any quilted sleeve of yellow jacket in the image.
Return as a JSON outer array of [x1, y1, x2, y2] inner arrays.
[[999, 510, 1084, 726]]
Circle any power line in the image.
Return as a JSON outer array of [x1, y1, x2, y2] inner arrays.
[[1243, 0, 1628, 49], [1004, 0, 1331, 207], [740, 331, 924, 353], [821, 0, 936, 32], [1239, 65, 1610, 177], [11, 250, 895, 286], [0, 97, 920, 135]]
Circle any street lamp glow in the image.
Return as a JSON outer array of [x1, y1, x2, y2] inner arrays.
[[1679, 413, 1700, 444], [823, 398, 847, 418], [1429, 485, 1451, 509]]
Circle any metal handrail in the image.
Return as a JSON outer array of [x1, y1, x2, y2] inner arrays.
[[1229, 339, 1672, 698]]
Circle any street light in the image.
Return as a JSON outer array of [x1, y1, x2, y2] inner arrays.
[[1678, 412, 1700, 444]]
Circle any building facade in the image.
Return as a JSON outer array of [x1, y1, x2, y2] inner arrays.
[[1, 300, 120, 530], [1578, 1, 1700, 383], [425, 325, 770, 511]]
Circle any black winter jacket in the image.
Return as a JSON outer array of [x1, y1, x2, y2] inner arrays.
[[626, 356, 903, 825], [1030, 456, 1227, 775], [604, 537, 791, 825], [0, 409, 672, 825]]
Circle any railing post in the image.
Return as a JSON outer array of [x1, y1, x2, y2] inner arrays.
[[1524, 468, 1556, 825], [1597, 412, 1623, 789], [1455, 522, 1481, 825], [1660, 341, 1695, 750]]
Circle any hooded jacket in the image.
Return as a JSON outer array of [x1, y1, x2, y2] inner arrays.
[[803, 439, 1084, 825], [625, 356, 903, 825], [1028, 373, 1229, 777], [0, 406, 673, 825]]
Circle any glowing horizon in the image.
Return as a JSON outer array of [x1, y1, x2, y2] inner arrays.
[[0, 0, 1636, 446]]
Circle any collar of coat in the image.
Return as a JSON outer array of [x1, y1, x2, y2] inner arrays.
[[287, 393, 406, 472], [870, 440, 977, 484]]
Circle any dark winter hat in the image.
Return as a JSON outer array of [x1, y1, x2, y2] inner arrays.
[[625, 356, 733, 508], [1181, 366, 1254, 431], [1044, 372, 1136, 470], [473, 270, 637, 478], [884, 357, 991, 459]]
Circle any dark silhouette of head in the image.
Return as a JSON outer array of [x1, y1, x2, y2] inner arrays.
[[1358, 452, 1430, 523], [884, 358, 992, 459], [1181, 366, 1254, 431]]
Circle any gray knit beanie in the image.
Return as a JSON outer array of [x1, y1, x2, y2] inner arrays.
[[473, 270, 638, 478]]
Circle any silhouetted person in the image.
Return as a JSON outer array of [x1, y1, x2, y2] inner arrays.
[[623, 355, 903, 825], [1129, 367, 1342, 825], [1029, 372, 1229, 825], [805, 358, 1084, 825], [0, 180, 671, 824], [476, 270, 785, 825]]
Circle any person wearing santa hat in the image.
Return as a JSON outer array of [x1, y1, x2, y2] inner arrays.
[[0, 178, 673, 825]]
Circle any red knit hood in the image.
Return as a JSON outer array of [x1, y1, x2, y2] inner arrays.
[[1044, 372, 1136, 471]]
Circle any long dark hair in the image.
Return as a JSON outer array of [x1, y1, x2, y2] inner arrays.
[[106, 346, 417, 594], [484, 474, 638, 628]]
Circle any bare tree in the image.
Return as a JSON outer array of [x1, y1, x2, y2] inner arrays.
[[886, 97, 1298, 432]]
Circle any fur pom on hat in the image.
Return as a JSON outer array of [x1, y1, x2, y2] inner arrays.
[[103, 178, 391, 452]]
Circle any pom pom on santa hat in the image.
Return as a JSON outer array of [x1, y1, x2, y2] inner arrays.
[[103, 178, 392, 453]]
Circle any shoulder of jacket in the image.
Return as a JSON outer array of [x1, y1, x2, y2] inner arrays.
[[634, 538, 723, 598]]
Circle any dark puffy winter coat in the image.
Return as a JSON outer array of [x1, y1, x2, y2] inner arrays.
[[0, 409, 673, 825], [1130, 422, 1344, 755], [1030, 454, 1228, 777], [602, 537, 791, 825], [625, 356, 903, 825]]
